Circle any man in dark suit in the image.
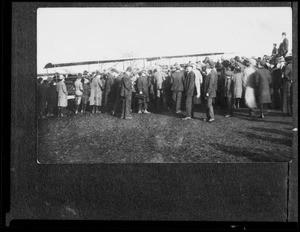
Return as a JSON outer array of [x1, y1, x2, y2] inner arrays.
[[120, 67, 133, 119], [204, 60, 218, 122], [170, 65, 185, 114], [278, 32, 289, 57], [103, 68, 118, 114], [182, 64, 196, 120]]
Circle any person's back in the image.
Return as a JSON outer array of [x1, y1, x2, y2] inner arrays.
[[74, 79, 83, 96], [171, 70, 184, 92], [205, 69, 218, 98], [256, 67, 272, 105]]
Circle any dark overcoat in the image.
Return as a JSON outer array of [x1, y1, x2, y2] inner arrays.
[[183, 71, 196, 96], [170, 71, 184, 92], [204, 70, 218, 98], [254, 68, 272, 104], [120, 73, 132, 98], [137, 75, 150, 102]]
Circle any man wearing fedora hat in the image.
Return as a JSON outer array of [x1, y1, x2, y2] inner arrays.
[[170, 64, 185, 114], [56, 75, 68, 117], [278, 32, 289, 58], [203, 60, 218, 122], [182, 63, 196, 120], [103, 68, 118, 114], [253, 60, 272, 118], [120, 67, 133, 119]]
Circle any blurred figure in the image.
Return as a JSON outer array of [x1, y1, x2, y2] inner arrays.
[[120, 67, 133, 119], [81, 74, 91, 114], [203, 60, 218, 122], [136, 70, 151, 114], [170, 64, 185, 114], [56, 75, 68, 117], [182, 64, 196, 120], [74, 73, 83, 114], [90, 70, 104, 113], [46, 76, 58, 117]]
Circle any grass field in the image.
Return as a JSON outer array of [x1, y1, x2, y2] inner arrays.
[[37, 107, 294, 163]]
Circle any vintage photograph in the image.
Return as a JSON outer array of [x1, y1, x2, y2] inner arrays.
[[37, 7, 295, 163]]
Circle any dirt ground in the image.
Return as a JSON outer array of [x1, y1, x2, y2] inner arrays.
[[37, 106, 294, 163]]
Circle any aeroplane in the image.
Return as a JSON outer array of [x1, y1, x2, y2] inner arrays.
[[40, 51, 232, 99]]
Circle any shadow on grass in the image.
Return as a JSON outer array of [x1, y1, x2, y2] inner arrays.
[[249, 127, 293, 138], [236, 131, 293, 147], [208, 142, 292, 162]]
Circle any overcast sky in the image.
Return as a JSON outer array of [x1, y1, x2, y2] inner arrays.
[[37, 7, 292, 73]]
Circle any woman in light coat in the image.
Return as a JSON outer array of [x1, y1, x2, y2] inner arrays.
[[56, 75, 68, 117], [232, 65, 243, 108], [89, 71, 104, 113]]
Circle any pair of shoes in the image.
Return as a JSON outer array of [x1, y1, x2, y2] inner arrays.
[[292, 128, 298, 132], [138, 110, 143, 114], [224, 115, 232, 118], [208, 119, 215, 123], [125, 116, 132, 120], [176, 111, 182, 114], [144, 110, 150, 114], [182, 117, 191, 120]]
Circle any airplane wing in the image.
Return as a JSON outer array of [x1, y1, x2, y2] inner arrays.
[[44, 52, 227, 69]]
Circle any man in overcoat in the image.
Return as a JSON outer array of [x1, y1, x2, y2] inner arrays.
[[56, 75, 68, 117], [136, 70, 151, 114], [278, 32, 289, 57], [120, 67, 133, 119], [204, 60, 218, 122], [153, 67, 167, 112], [170, 65, 185, 114], [254, 60, 272, 118], [103, 69, 118, 114], [182, 64, 196, 120]]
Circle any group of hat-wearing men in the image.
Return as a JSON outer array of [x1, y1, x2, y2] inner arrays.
[[38, 31, 293, 124]]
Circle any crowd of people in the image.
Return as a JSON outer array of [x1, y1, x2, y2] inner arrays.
[[37, 32, 294, 124]]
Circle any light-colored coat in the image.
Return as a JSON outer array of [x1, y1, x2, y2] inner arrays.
[[232, 72, 243, 99], [74, 79, 83, 96], [243, 66, 256, 88], [56, 80, 68, 107], [90, 75, 104, 106]]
